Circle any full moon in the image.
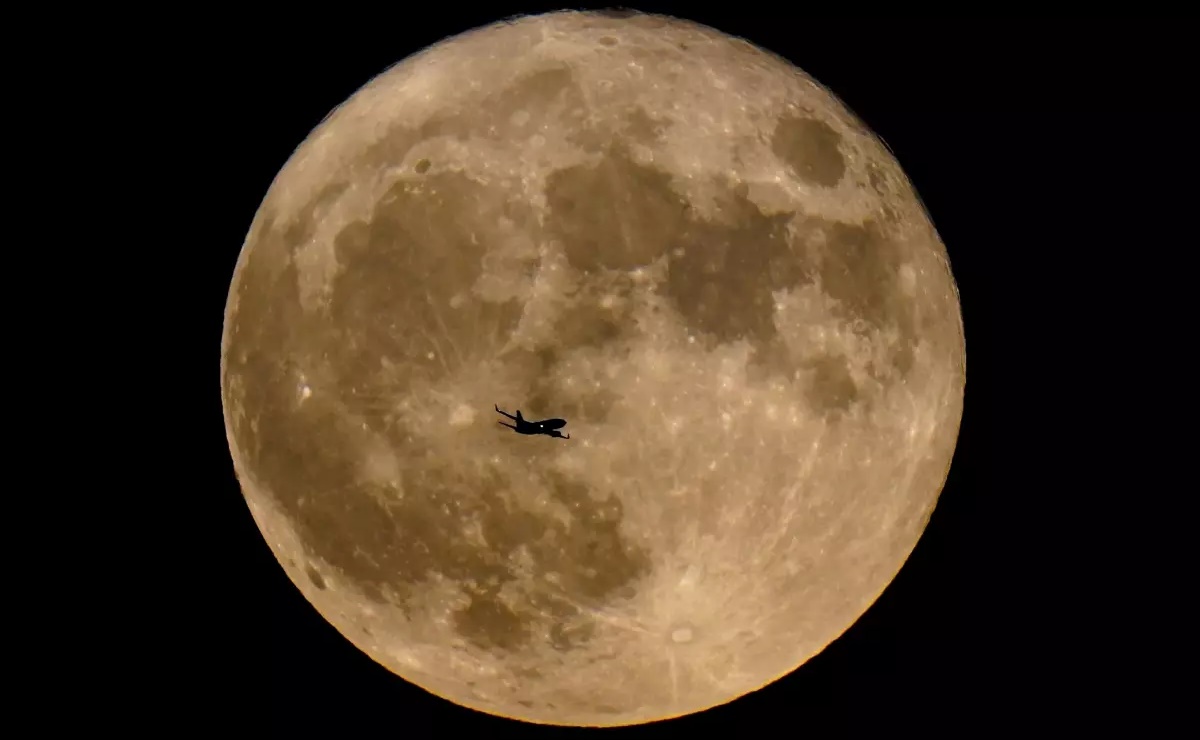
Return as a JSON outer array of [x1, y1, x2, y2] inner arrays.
[[221, 11, 965, 727]]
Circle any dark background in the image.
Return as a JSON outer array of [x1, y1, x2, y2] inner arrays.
[[172, 5, 1186, 736]]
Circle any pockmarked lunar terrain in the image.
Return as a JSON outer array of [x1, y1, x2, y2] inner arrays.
[[220, 10, 965, 728]]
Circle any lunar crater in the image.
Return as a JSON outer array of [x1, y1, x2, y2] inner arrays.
[[772, 115, 847, 188]]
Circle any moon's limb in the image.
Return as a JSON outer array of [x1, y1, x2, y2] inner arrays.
[[221, 10, 964, 728]]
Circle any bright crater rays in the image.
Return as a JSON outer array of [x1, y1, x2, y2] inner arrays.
[[220, 10, 965, 729]]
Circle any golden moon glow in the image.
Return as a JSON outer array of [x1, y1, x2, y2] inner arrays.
[[220, 10, 965, 728]]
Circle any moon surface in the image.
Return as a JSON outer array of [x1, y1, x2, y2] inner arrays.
[[221, 10, 965, 727]]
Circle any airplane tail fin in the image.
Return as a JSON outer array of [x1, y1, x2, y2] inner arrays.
[[516, 410, 524, 421]]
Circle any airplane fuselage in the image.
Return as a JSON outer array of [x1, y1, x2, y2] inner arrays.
[[496, 405, 570, 439]]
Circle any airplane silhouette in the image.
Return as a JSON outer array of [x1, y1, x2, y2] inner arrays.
[[495, 404, 570, 440]]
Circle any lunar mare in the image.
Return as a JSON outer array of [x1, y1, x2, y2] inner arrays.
[[221, 10, 965, 728]]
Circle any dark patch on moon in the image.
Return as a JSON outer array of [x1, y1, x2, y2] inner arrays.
[[443, 470, 650, 652], [661, 184, 802, 352], [816, 219, 914, 341], [805, 355, 859, 414], [546, 145, 691, 273], [622, 107, 668, 145], [306, 565, 327, 590], [771, 116, 847, 188], [231, 395, 650, 653], [536, 137, 923, 401], [599, 35, 619, 46], [554, 298, 625, 349], [269, 181, 350, 257], [788, 213, 920, 384], [328, 171, 527, 433], [455, 586, 530, 650], [414, 157, 431, 173], [225, 170, 652, 656]]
